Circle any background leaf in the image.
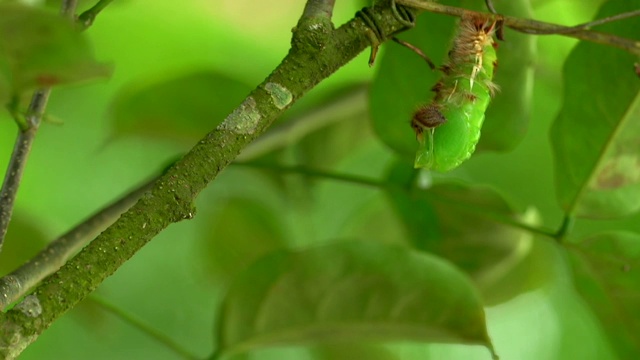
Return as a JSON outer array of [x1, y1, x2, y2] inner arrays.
[[567, 231, 640, 358], [477, 0, 536, 152], [550, 1, 640, 219], [0, 3, 110, 99], [108, 70, 252, 143], [386, 162, 536, 305], [199, 196, 287, 284], [214, 241, 495, 358]]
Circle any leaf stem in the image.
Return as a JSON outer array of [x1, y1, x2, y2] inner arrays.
[[0, 177, 154, 310], [233, 161, 386, 189], [397, 0, 640, 56], [88, 295, 200, 360], [234, 162, 558, 239], [78, 0, 115, 28], [555, 213, 574, 243]]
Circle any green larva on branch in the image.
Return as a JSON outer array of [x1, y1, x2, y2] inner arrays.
[[411, 14, 499, 172]]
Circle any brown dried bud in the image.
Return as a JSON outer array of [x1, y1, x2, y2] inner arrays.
[[411, 105, 447, 130]]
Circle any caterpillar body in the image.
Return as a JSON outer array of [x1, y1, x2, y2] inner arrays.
[[411, 14, 499, 172]]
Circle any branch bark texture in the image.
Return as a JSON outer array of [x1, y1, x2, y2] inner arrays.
[[0, 3, 412, 358]]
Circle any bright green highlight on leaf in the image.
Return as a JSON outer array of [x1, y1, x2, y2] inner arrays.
[[412, 15, 497, 172], [550, 0, 640, 219], [213, 241, 496, 359], [0, 3, 110, 103]]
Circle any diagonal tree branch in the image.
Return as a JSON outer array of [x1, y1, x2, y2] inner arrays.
[[0, 2, 413, 358]]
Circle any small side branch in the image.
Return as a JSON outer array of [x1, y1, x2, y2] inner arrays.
[[0, 0, 80, 256], [397, 0, 640, 56], [303, 0, 336, 20], [0, 89, 52, 250]]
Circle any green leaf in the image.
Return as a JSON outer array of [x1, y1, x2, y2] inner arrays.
[[0, 3, 110, 100], [567, 231, 640, 358], [477, 0, 536, 152], [385, 163, 536, 305], [214, 241, 496, 359], [550, 1, 640, 219], [199, 197, 287, 283], [108, 70, 252, 142]]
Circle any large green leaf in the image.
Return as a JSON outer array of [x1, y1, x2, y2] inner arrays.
[[108, 70, 252, 142], [213, 241, 496, 359], [567, 231, 640, 358], [386, 163, 536, 305], [370, 0, 535, 161], [0, 3, 110, 101], [550, 1, 640, 219]]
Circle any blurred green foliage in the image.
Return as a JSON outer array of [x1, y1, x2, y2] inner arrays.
[[0, 0, 638, 359]]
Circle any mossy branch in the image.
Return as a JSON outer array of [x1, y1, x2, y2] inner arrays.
[[0, 2, 412, 358]]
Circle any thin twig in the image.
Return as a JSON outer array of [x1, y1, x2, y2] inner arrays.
[[391, 37, 436, 69], [78, 0, 115, 28], [0, 129, 37, 250], [233, 162, 558, 239], [0, 92, 53, 251], [0, 0, 81, 258], [88, 295, 200, 360], [302, 0, 336, 19], [397, 0, 640, 56], [541, 9, 640, 34], [0, 178, 154, 310]]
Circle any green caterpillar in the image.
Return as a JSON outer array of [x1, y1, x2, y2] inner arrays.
[[411, 14, 499, 172]]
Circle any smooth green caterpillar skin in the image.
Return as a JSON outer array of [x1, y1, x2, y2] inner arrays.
[[412, 15, 498, 172]]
